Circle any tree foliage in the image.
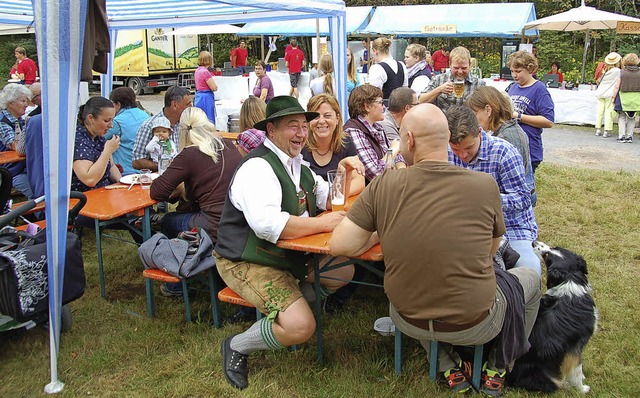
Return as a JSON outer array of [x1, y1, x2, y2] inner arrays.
[[345, 0, 639, 82]]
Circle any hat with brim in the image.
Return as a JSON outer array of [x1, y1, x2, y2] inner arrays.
[[151, 116, 171, 130], [605, 52, 621, 65], [254, 95, 319, 131]]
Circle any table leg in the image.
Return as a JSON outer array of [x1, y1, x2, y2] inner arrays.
[[95, 219, 106, 299], [142, 207, 151, 241], [314, 253, 323, 364]]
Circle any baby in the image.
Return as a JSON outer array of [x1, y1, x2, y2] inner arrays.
[[145, 117, 177, 162]]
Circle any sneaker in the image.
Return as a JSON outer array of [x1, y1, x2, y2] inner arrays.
[[595, 130, 602, 136], [480, 363, 505, 397], [625, 136, 633, 143], [443, 361, 473, 393], [617, 137, 626, 143], [602, 131, 610, 138], [159, 282, 183, 297]]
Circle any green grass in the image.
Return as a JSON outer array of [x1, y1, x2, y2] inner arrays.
[[1, 163, 639, 397]]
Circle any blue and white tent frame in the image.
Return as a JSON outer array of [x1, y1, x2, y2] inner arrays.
[[0, 0, 347, 393]]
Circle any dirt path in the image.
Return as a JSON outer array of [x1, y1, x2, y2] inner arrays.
[[543, 125, 640, 172]]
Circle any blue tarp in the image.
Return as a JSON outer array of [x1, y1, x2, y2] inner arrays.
[[238, 6, 372, 36], [359, 3, 538, 38]]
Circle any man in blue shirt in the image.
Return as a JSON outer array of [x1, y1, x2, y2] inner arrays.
[[446, 106, 540, 276]]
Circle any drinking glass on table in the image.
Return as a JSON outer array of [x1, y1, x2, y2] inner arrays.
[[327, 169, 346, 212], [139, 169, 152, 190]]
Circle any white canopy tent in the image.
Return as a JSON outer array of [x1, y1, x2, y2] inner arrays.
[[0, 0, 347, 394], [359, 3, 538, 38], [238, 6, 372, 36], [164, 24, 242, 36]]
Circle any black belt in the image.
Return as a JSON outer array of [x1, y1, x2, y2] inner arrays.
[[400, 309, 489, 333]]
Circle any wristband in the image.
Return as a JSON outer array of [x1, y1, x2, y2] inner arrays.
[[516, 111, 523, 122]]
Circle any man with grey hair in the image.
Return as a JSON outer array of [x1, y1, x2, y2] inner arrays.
[[379, 87, 417, 141], [132, 85, 192, 171], [27, 82, 42, 118], [419, 46, 485, 113]]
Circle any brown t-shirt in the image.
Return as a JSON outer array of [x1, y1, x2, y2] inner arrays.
[[347, 161, 505, 324]]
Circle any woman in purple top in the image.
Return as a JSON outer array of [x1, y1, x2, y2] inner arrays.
[[194, 51, 218, 124], [507, 51, 554, 173], [252, 60, 274, 103]]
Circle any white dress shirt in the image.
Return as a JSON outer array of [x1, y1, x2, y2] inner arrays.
[[368, 56, 409, 90], [229, 138, 329, 244]]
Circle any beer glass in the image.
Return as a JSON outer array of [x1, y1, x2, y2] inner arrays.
[[327, 170, 346, 212]]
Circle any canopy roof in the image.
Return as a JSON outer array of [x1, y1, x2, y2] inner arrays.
[[238, 6, 372, 36], [164, 24, 242, 36], [359, 3, 538, 38], [523, 4, 640, 31], [0, 0, 346, 28]]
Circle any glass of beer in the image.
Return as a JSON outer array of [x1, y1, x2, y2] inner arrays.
[[327, 170, 346, 212], [453, 78, 465, 98]]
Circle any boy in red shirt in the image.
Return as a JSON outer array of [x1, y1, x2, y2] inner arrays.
[[284, 38, 304, 98]]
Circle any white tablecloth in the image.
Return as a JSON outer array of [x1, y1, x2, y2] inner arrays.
[[213, 72, 312, 130], [482, 78, 597, 126]]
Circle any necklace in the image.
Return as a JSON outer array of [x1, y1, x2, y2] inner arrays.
[[315, 147, 332, 156]]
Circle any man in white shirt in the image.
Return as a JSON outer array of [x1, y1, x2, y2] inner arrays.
[[379, 87, 417, 142], [215, 96, 363, 390]]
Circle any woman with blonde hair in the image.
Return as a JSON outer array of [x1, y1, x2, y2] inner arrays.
[[194, 51, 218, 123], [466, 86, 536, 205], [613, 52, 640, 143], [506, 50, 554, 173], [404, 43, 431, 94], [346, 47, 360, 97], [368, 37, 408, 105], [236, 95, 267, 156], [594, 52, 621, 138], [151, 107, 241, 242], [302, 93, 364, 195], [310, 53, 335, 96]]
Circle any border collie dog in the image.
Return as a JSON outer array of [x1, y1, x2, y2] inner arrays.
[[509, 242, 598, 393]]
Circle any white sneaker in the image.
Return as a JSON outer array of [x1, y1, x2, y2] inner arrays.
[[595, 130, 602, 136], [603, 131, 610, 138]]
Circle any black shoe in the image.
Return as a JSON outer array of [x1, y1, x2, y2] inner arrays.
[[225, 308, 256, 325], [221, 336, 249, 390]]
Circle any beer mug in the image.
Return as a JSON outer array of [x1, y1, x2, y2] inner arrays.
[[453, 78, 465, 98]]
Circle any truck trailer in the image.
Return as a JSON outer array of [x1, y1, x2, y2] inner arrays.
[[95, 28, 199, 95]]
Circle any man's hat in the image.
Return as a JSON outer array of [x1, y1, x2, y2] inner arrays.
[[254, 95, 319, 131], [604, 52, 621, 65]]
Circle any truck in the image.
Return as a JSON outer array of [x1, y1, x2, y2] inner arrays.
[[96, 28, 199, 95]]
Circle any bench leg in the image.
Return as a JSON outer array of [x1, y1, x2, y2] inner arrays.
[[472, 344, 483, 390], [207, 269, 221, 328], [394, 329, 403, 375], [181, 279, 192, 323], [429, 340, 439, 381], [145, 278, 155, 318]]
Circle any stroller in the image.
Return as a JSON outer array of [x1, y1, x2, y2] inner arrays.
[[0, 191, 87, 334]]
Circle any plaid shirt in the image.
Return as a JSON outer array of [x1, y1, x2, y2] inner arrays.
[[422, 72, 485, 113], [132, 110, 180, 162], [449, 130, 537, 241], [0, 109, 24, 150], [237, 128, 266, 154], [344, 116, 403, 182]]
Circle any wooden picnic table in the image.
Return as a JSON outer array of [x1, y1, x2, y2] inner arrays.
[[0, 150, 26, 165]]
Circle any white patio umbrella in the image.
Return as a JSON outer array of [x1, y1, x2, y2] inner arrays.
[[523, 0, 640, 82]]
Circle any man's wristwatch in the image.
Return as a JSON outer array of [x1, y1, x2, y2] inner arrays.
[[516, 111, 523, 122]]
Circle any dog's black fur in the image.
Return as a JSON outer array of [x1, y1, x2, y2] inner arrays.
[[508, 242, 597, 393]]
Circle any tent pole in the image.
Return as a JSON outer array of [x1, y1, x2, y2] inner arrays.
[[581, 29, 590, 83], [316, 18, 320, 65], [261, 35, 264, 62]]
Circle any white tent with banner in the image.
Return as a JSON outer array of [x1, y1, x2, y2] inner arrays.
[[0, 0, 347, 394], [358, 3, 538, 38], [238, 6, 373, 36]]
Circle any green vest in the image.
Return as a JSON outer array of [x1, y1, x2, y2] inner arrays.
[[215, 144, 318, 280]]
